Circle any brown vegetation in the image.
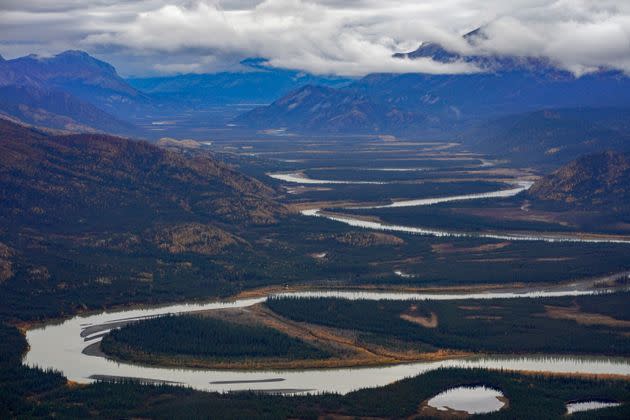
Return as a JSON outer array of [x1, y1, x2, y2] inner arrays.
[[156, 137, 202, 151], [308, 231, 405, 247], [528, 151, 630, 212], [431, 242, 511, 254], [152, 223, 238, 255], [100, 302, 470, 370], [400, 305, 438, 328], [544, 304, 630, 328], [0, 242, 14, 283]]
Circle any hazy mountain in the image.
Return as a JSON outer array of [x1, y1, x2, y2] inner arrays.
[[0, 51, 143, 133], [0, 52, 352, 136], [0, 51, 138, 96], [0, 83, 135, 134], [394, 28, 560, 74], [466, 108, 630, 165], [238, 34, 630, 134], [528, 151, 630, 213], [236, 84, 427, 132], [129, 58, 351, 107]]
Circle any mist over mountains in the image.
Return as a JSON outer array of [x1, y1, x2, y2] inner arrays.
[[0, 51, 350, 136], [1, 41, 630, 166], [237, 37, 630, 138], [128, 58, 350, 107]]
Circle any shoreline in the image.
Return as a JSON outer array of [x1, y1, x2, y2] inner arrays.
[[17, 268, 629, 333], [90, 338, 473, 371]]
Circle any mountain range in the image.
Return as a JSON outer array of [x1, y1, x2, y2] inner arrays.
[[128, 58, 350, 107], [0, 52, 350, 136], [0, 118, 282, 230], [0, 51, 144, 134], [237, 34, 630, 135], [2, 44, 630, 166]]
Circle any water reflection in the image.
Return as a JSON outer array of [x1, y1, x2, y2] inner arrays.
[[427, 386, 505, 414], [24, 289, 630, 395], [566, 401, 621, 414], [302, 209, 630, 244]]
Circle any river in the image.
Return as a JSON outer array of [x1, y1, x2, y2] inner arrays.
[[24, 286, 630, 395], [22, 169, 630, 394]]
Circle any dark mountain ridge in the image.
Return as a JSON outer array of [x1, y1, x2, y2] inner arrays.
[[395, 29, 561, 75], [466, 108, 630, 165], [237, 84, 427, 132], [0, 51, 141, 133], [0, 50, 137, 95], [0, 119, 283, 230], [528, 151, 630, 213], [238, 32, 630, 134]]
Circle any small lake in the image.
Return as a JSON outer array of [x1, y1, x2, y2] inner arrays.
[[427, 386, 505, 414], [566, 401, 621, 414]]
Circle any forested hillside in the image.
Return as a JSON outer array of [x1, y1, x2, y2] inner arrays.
[[528, 151, 630, 212], [467, 108, 630, 165], [0, 119, 287, 320]]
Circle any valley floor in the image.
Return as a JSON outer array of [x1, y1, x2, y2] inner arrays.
[[4, 132, 630, 418]]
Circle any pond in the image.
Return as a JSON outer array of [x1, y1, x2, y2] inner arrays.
[[566, 401, 621, 414], [427, 386, 505, 414]]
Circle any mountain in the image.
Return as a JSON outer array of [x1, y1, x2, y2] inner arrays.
[[466, 108, 630, 165], [394, 29, 559, 74], [0, 51, 137, 96], [527, 151, 630, 212], [0, 118, 287, 317], [0, 119, 283, 230], [236, 84, 427, 132], [238, 33, 630, 134], [128, 58, 350, 106], [0, 51, 142, 133], [0, 83, 135, 134], [0, 51, 351, 136]]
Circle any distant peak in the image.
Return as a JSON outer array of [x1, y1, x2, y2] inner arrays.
[[55, 50, 106, 64], [394, 28, 484, 61], [52, 50, 118, 74], [462, 27, 487, 43], [240, 57, 271, 70], [56, 50, 92, 58], [294, 84, 333, 94]]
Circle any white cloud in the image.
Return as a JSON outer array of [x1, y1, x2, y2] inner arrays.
[[2, 0, 630, 76]]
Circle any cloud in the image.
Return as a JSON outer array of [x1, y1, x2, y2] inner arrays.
[[471, 1, 630, 76], [2, 0, 630, 76]]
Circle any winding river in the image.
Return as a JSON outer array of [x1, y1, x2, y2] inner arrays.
[[347, 180, 533, 209], [301, 209, 630, 244], [21, 168, 630, 395], [287, 176, 630, 244], [24, 285, 630, 395], [267, 163, 630, 244], [268, 171, 387, 185]]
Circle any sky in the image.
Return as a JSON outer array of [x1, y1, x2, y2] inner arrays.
[[1, 0, 630, 77]]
